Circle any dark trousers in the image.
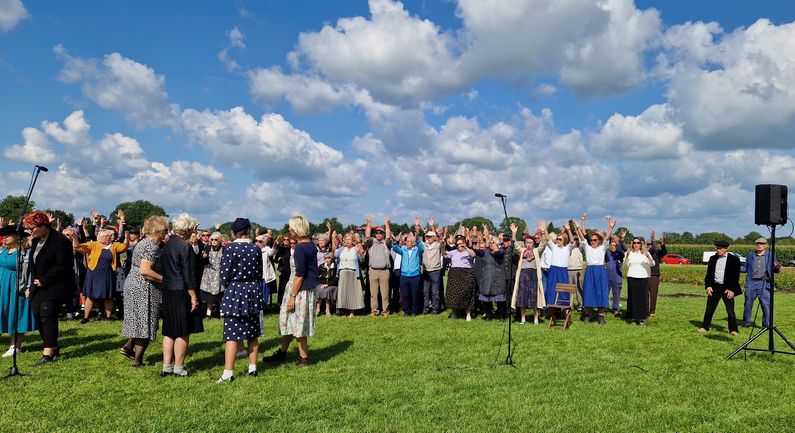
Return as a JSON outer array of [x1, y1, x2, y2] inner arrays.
[[648, 275, 660, 314], [702, 284, 738, 332], [609, 278, 622, 310], [627, 277, 649, 322], [31, 297, 60, 348], [399, 275, 422, 316], [422, 270, 442, 313], [277, 271, 289, 304]]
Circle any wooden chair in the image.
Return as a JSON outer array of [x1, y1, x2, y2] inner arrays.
[[548, 283, 576, 330]]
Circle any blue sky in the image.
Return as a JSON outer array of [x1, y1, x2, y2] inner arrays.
[[1, 0, 794, 236]]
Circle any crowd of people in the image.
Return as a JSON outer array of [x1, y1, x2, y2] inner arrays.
[[0, 210, 780, 382]]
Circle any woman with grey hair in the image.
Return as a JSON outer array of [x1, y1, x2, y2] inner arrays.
[[200, 231, 224, 318], [160, 213, 204, 377], [72, 227, 129, 323]]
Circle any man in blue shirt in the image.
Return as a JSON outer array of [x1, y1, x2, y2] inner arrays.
[[392, 232, 424, 316], [741, 237, 779, 328]]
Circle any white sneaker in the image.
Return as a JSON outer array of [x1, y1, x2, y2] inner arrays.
[[2, 346, 17, 358], [236, 349, 248, 359]]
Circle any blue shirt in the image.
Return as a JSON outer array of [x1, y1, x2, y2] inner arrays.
[[294, 242, 320, 290], [392, 242, 424, 277]]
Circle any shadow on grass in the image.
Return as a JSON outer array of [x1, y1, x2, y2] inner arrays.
[[705, 334, 733, 342], [24, 332, 117, 353], [64, 337, 127, 360], [186, 337, 285, 372], [688, 320, 726, 332]]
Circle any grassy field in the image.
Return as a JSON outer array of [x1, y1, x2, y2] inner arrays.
[[1, 282, 795, 432]]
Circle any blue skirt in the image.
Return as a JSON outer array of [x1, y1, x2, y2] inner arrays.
[[583, 265, 609, 308], [545, 266, 569, 305], [83, 249, 115, 300]]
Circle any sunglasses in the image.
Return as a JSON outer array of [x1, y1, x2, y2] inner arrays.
[[589, 238, 599, 242], [632, 241, 641, 244]]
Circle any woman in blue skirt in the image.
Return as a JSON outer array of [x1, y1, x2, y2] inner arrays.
[[575, 213, 615, 325], [539, 221, 575, 306]]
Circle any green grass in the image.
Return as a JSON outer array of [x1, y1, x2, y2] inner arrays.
[[2, 282, 795, 432]]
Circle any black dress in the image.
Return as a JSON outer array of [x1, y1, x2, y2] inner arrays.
[[161, 236, 204, 338]]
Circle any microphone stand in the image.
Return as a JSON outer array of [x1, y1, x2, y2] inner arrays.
[[4, 165, 45, 379], [496, 194, 515, 367]]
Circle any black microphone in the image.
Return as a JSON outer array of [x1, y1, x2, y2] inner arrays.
[[494, 193, 506, 198], [36, 165, 49, 172]]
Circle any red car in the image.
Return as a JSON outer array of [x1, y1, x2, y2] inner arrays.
[[661, 254, 689, 265]]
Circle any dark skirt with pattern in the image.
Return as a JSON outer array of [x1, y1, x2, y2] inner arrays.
[[161, 290, 204, 338], [199, 291, 223, 304], [224, 314, 262, 341], [515, 268, 538, 309], [83, 249, 116, 300], [446, 267, 476, 310]]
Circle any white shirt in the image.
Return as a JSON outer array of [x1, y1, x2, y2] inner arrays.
[[714, 255, 727, 284], [624, 251, 654, 278], [261, 245, 277, 283], [583, 242, 607, 266], [546, 242, 573, 268], [339, 247, 359, 270]]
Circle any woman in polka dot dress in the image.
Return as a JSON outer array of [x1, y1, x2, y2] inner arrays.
[[216, 218, 263, 383]]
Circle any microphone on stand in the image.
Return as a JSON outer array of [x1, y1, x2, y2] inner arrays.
[[35, 165, 49, 172], [494, 193, 506, 198]]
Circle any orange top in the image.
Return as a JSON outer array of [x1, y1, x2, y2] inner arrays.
[[74, 241, 128, 271]]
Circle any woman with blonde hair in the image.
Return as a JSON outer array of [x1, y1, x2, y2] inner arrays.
[[160, 213, 204, 377], [264, 215, 319, 366], [72, 227, 129, 322], [624, 235, 655, 326], [120, 216, 168, 367]]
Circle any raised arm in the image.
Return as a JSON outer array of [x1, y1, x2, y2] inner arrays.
[[510, 223, 518, 243], [605, 216, 615, 244], [365, 215, 372, 239], [385, 215, 392, 241]]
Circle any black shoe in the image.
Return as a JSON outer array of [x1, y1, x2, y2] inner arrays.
[[248, 370, 259, 377], [159, 371, 174, 377], [295, 357, 310, 367], [131, 361, 145, 368], [263, 349, 287, 364], [216, 375, 235, 384], [119, 347, 135, 360], [597, 316, 606, 326], [80, 318, 90, 324], [33, 355, 53, 366]]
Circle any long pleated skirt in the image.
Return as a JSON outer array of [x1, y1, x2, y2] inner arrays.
[[336, 269, 364, 310]]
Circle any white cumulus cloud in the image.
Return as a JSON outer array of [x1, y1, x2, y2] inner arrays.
[[0, 0, 28, 32]]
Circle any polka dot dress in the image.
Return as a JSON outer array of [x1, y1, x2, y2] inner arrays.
[[219, 240, 264, 341]]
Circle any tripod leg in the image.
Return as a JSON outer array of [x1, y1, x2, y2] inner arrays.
[[772, 327, 795, 352], [725, 327, 769, 360]]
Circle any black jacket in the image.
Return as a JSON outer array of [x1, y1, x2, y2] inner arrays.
[[705, 253, 742, 295], [161, 236, 197, 292], [28, 229, 76, 302]]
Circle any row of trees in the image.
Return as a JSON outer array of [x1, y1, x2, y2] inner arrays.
[[0, 194, 781, 244]]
